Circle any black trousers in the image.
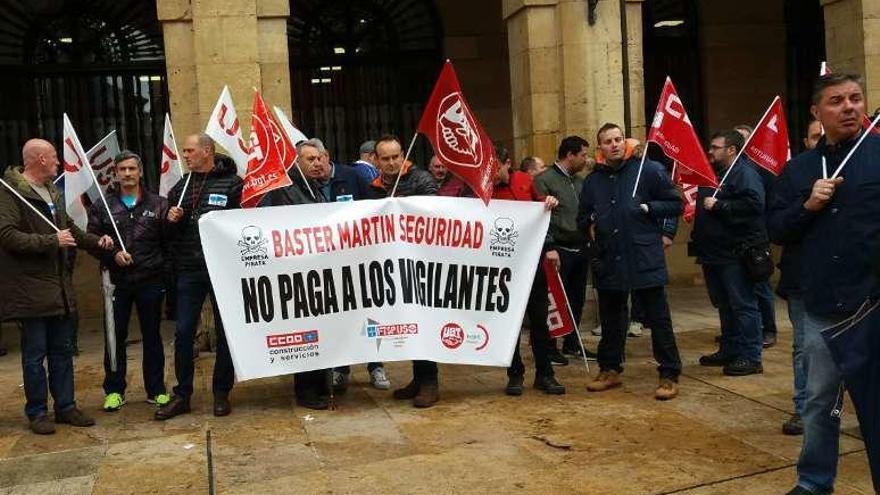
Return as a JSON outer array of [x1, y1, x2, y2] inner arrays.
[[597, 287, 682, 380], [508, 258, 552, 377]]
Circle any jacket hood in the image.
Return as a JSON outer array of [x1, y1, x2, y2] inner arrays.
[[3, 166, 60, 203], [595, 138, 639, 170], [211, 154, 239, 177]]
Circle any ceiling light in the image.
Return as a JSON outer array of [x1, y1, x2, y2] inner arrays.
[[654, 20, 685, 28]]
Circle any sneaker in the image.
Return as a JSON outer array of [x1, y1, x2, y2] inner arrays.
[[782, 413, 804, 436], [392, 380, 420, 400], [56, 407, 95, 427], [655, 378, 679, 400], [331, 370, 349, 393], [147, 393, 171, 407], [723, 358, 763, 376], [763, 332, 778, 348], [548, 348, 569, 366], [627, 321, 643, 337], [102, 393, 126, 412], [29, 415, 55, 435], [505, 374, 524, 396], [413, 383, 439, 408], [534, 374, 565, 395], [586, 370, 622, 392], [699, 350, 733, 367], [370, 367, 391, 390], [591, 325, 602, 336]]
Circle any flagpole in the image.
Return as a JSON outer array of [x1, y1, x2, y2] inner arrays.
[[830, 112, 880, 179], [0, 177, 61, 233], [176, 173, 192, 209], [711, 96, 779, 199], [390, 133, 419, 198], [631, 142, 651, 198], [555, 264, 590, 374]]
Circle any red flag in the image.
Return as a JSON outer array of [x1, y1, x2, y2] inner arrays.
[[648, 78, 717, 188], [543, 258, 575, 338], [672, 165, 699, 223], [743, 97, 791, 176], [417, 61, 497, 204], [241, 92, 293, 208]]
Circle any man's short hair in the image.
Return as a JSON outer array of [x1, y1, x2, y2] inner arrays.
[[596, 123, 622, 143], [557, 135, 589, 160], [113, 150, 143, 169], [494, 142, 510, 164], [296, 138, 326, 155], [196, 133, 215, 153], [375, 134, 402, 151], [520, 156, 539, 173], [812, 73, 864, 105], [711, 130, 745, 153], [359, 140, 376, 155]]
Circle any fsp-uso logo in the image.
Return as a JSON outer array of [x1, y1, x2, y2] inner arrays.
[[364, 319, 419, 350]]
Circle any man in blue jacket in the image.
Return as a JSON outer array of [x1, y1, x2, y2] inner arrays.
[[692, 130, 767, 377], [770, 73, 880, 495], [578, 123, 683, 400]]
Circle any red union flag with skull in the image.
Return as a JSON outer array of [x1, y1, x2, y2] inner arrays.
[[417, 61, 498, 204], [240, 91, 293, 208], [648, 77, 717, 188]]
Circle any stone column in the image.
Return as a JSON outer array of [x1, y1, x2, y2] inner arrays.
[[503, 0, 646, 162], [823, 0, 880, 108], [157, 0, 292, 139]]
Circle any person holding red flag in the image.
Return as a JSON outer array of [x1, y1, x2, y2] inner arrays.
[[577, 123, 683, 400]]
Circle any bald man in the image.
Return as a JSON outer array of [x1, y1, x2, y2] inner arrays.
[[0, 138, 114, 434], [157, 134, 243, 420]]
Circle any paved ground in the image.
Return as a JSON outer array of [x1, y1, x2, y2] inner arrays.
[[0, 287, 873, 494]]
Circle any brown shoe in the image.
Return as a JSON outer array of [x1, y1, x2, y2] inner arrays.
[[55, 407, 95, 427], [655, 378, 679, 401], [413, 383, 439, 408], [155, 396, 191, 421], [392, 380, 420, 400], [586, 370, 622, 392], [29, 415, 55, 435]]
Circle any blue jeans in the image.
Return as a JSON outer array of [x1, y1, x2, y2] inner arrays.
[[755, 280, 777, 336], [796, 311, 845, 495], [19, 316, 76, 419], [702, 263, 762, 363], [173, 272, 235, 400], [788, 297, 807, 415], [557, 248, 589, 349], [104, 282, 166, 398]]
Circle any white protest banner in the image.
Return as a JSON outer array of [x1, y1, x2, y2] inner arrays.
[[199, 196, 549, 381]]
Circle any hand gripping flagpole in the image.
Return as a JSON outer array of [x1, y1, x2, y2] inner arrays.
[[712, 97, 778, 198], [390, 133, 420, 198], [830, 112, 880, 179], [0, 178, 61, 232]]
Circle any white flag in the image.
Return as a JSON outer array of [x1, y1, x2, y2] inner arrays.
[[84, 131, 120, 202], [160, 114, 184, 197], [62, 114, 95, 230], [205, 86, 249, 177], [273, 106, 309, 146]]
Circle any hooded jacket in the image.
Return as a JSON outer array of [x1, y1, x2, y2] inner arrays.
[[0, 167, 102, 320]]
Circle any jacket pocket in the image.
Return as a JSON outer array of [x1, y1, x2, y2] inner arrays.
[[632, 233, 664, 272]]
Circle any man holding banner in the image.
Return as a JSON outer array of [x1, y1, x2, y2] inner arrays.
[[0, 138, 114, 434], [157, 134, 242, 420], [87, 151, 170, 412], [578, 123, 683, 399], [770, 73, 880, 495]]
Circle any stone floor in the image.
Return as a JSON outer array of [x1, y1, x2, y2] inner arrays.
[[0, 288, 873, 494]]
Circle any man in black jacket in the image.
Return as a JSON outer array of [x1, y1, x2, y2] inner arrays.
[[578, 123, 683, 399], [770, 73, 880, 495], [692, 130, 767, 377], [369, 135, 440, 408], [156, 134, 243, 420], [87, 151, 170, 412]]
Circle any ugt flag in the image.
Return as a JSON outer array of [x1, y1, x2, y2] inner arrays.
[[543, 258, 575, 338], [417, 61, 498, 204], [648, 77, 716, 188], [240, 91, 293, 207], [205, 85, 250, 177], [743, 96, 791, 176], [160, 114, 184, 197], [672, 164, 699, 223], [62, 113, 96, 230]]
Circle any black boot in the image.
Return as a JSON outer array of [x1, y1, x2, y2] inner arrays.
[[534, 374, 566, 395], [505, 375, 524, 396]]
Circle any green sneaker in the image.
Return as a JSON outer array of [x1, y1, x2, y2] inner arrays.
[[147, 393, 171, 407], [102, 393, 126, 412]]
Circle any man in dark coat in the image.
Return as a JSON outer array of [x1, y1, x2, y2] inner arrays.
[[0, 138, 114, 434], [692, 130, 767, 377], [369, 135, 440, 408], [577, 123, 683, 400], [156, 134, 243, 420], [87, 150, 170, 412]]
